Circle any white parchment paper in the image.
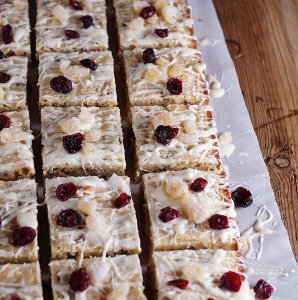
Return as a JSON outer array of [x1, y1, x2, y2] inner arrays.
[[189, 0, 298, 298]]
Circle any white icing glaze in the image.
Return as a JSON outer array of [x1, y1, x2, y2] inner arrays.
[[131, 105, 220, 172], [0, 179, 38, 263], [143, 169, 239, 249], [218, 131, 235, 158], [0, 1, 30, 55], [153, 249, 254, 300], [45, 175, 140, 258], [207, 74, 226, 98], [36, 0, 108, 53], [123, 47, 208, 105], [0, 56, 28, 110], [114, 0, 197, 49], [199, 37, 221, 47], [41, 106, 126, 175], [38, 51, 117, 107]]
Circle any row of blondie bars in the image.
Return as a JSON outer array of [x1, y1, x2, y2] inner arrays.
[[0, 0, 271, 299]]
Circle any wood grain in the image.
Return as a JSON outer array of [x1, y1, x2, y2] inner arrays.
[[213, 0, 298, 260]]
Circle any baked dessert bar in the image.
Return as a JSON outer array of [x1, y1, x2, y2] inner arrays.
[[0, 56, 28, 112], [0, 110, 35, 181], [150, 249, 254, 299], [38, 51, 117, 107], [122, 47, 208, 106], [0, 179, 38, 263], [0, 0, 30, 56], [45, 174, 141, 259], [143, 169, 239, 251], [131, 104, 220, 179], [41, 106, 126, 178], [0, 261, 43, 299], [50, 254, 146, 299], [114, 0, 197, 50], [36, 0, 109, 53]]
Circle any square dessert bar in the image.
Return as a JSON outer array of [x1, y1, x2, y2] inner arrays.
[[122, 47, 208, 106], [0, 179, 38, 263], [36, 0, 109, 53], [41, 106, 126, 178], [50, 254, 146, 299], [131, 104, 221, 180], [143, 169, 239, 251], [0, 262, 43, 299], [0, 110, 35, 181], [150, 249, 254, 299], [114, 0, 197, 50], [45, 174, 141, 259], [0, 56, 28, 112], [38, 51, 117, 107], [0, 0, 30, 56]]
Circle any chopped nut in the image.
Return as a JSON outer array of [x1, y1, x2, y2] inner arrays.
[[13, 0, 26, 10], [182, 265, 203, 281], [144, 67, 162, 82], [81, 0, 93, 9], [59, 60, 70, 73], [155, 57, 168, 67], [0, 128, 19, 144], [52, 5, 69, 26], [182, 120, 197, 134], [163, 177, 188, 200], [132, 0, 148, 13], [155, 0, 167, 12], [168, 64, 184, 77], [127, 17, 144, 30], [183, 197, 209, 224], [107, 285, 130, 300], [177, 133, 198, 146], [77, 201, 96, 215], [85, 129, 100, 142], [146, 14, 158, 24], [60, 117, 81, 134], [161, 5, 178, 24], [62, 65, 90, 82], [79, 107, 94, 123], [152, 112, 176, 128], [82, 143, 97, 154]]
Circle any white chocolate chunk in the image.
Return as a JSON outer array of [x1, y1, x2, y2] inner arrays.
[[152, 112, 176, 129], [218, 132, 235, 158], [87, 260, 110, 286], [107, 284, 130, 300], [82, 143, 97, 155], [62, 65, 90, 82], [85, 214, 106, 232], [0, 129, 19, 144], [52, 5, 69, 26], [13, 0, 26, 10], [17, 211, 37, 229], [60, 117, 82, 134], [127, 17, 144, 30], [164, 177, 188, 200], [161, 5, 178, 24]]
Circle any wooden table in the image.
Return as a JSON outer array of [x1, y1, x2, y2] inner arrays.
[[213, 0, 298, 261]]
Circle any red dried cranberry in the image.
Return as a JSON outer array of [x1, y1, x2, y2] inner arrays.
[[56, 182, 78, 201], [220, 271, 242, 292], [159, 207, 182, 223], [154, 125, 179, 145], [56, 209, 82, 227], [69, 268, 90, 292], [63, 133, 85, 154], [168, 279, 189, 289], [155, 28, 169, 38], [167, 77, 183, 95], [80, 15, 94, 29], [143, 48, 156, 64], [1, 24, 13, 44], [253, 279, 274, 299], [69, 0, 83, 10], [114, 193, 131, 208], [80, 59, 97, 71], [50, 76, 72, 94], [65, 29, 80, 39], [208, 214, 230, 230], [0, 72, 11, 83], [0, 114, 11, 131], [190, 177, 208, 192], [10, 295, 22, 300], [232, 187, 253, 208], [8, 226, 36, 247], [0, 50, 4, 59], [140, 5, 156, 19]]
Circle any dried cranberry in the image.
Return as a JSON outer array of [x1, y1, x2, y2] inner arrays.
[[140, 5, 156, 19], [56, 209, 82, 227], [168, 279, 188, 290], [190, 177, 208, 192], [220, 271, 242, 292], [232, 187, 253, 208], [63, 133, 85, 154], [69, 0, 83, 10], [80, 59, 97, 71], [8, 227, 36, 247], [10, 295, 22, 300], [154, 125, 179, 145], [1, 24, 13, 44], [114, 193, 131, 208], [56, 182, 78, 201], [167, 77, 183, 95], [80, 15, 94, 29], [155, 28, 169, 38], [0, 72, 11, 83], [143, 48, 156, 64], [208, 214, 230, 230], [65, 29, 80, 39], [0, 114, 11, 131], [69, 268, 90, 292], [159, 207, 182, 223], [50, 76, 72, 94], [253, 279, 274, 299], [0, 50, 4, 59]]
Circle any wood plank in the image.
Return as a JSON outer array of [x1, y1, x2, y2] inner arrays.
[[213, 0, 298, 260]]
